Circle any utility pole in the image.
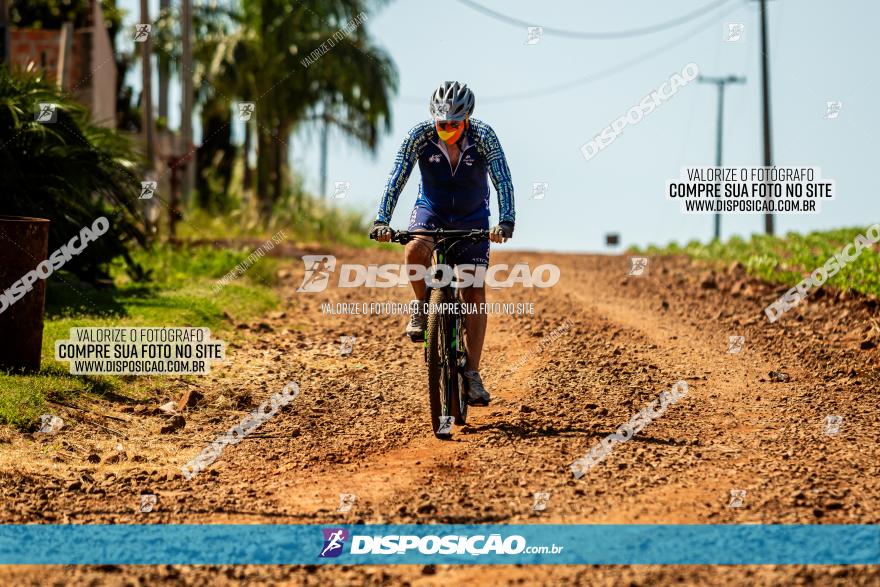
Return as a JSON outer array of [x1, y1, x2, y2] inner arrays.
[[698, 75, 745, 240], [319, 112, 329, 199], [181, 0, 194, 207], [140, 0, 155, 169], [57, 22, 74, 88], [139, 0, 159, 239], [757, 0, 775, 235], [157, 0, 170, 122]]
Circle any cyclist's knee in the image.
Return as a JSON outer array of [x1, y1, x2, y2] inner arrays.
[[405, 238, 432, 265]]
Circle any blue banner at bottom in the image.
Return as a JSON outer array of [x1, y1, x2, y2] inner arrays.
[[0, 524, 877, 565]]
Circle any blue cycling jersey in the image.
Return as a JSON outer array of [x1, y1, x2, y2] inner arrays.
[[375, 118, 515, 225]]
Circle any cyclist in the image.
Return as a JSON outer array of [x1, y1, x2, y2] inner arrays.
[[370, 81, 515, 406]]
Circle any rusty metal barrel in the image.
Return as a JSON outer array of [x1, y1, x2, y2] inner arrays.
[[0, 216, 50, 373]]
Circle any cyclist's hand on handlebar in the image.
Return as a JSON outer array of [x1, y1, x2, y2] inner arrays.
[[370, 221, 393, 243], [489, 222, 514, 244]]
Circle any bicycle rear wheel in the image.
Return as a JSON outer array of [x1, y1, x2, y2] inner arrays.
[[425, 287, 457, 438]]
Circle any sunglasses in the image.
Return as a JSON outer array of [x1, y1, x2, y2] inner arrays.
[[437, 120, 464, 131]]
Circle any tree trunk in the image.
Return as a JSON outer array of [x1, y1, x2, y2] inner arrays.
[[243, 119, 252, 196], [272, 120, 290, 205], [197, 99, 234, 211], [256, 110, 273, 219], [272, 125, 281, 205], [278, 119, 296, 212]]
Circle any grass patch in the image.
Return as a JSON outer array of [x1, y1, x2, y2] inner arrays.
[[0, 243, 281, 430], [636, 226, 880, 297], [178, 193, 374, 249]]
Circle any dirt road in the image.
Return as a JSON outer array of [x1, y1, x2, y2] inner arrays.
[[2, 246, 878, 585]]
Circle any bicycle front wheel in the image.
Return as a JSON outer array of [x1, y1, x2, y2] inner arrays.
[[425, 287, 457, 439]]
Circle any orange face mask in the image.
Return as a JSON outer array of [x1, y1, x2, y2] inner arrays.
[[436, 120, 466, 144]]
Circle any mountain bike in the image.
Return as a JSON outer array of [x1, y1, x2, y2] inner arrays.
[[373, 228, 490, 439]]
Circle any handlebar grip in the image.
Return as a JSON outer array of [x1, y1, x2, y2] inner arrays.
[[370, 228, 397, 241]]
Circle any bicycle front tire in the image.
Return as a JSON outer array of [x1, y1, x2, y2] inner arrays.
[[425, 287, 455, 439]]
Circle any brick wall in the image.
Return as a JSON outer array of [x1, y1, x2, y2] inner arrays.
[[9, 29, 89, 92], [9, 0, 117, 127], [11, 29, 61, 79]]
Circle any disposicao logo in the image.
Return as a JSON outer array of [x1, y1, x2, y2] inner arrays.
[[316, 528, 559, 558], [297, 255, 337, 293], [296, 255, 560, 292], [319, 528, 349, 558]]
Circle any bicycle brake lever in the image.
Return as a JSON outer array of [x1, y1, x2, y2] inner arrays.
[[394, 231, 413, 245]]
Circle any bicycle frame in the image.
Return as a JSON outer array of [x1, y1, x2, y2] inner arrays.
[[376, 228, 490, 436]]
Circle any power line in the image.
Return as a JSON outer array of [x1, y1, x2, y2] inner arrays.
[[450, 0, 743, 104], [456, 0, 736, 40], [401, 1, 742, 105]]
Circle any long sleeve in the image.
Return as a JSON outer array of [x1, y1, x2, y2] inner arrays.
[[375, 121, 432, 223], [475, 121, 515, 224]]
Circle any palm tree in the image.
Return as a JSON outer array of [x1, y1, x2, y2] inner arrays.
[[154, 0, 397, 217], [188, 0, 398, 217], [153, 2, 241, 211]]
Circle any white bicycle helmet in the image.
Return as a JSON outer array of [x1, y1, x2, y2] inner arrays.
[[429, 81, 475, 122]]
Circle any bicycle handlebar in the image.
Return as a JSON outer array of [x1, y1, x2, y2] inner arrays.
[[371, 228, 490, 245]]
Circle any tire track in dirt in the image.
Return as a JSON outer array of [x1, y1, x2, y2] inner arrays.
[[1, 247, 877, 585]]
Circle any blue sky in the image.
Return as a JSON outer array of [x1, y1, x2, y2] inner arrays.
[[121, 0, 879, 252]]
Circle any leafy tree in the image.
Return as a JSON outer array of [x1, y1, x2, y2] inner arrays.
[[236, 0, 397, 215], [0, 67, 146, 281], [154, 0, 398, 217], [10, 0, 90, 29]]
